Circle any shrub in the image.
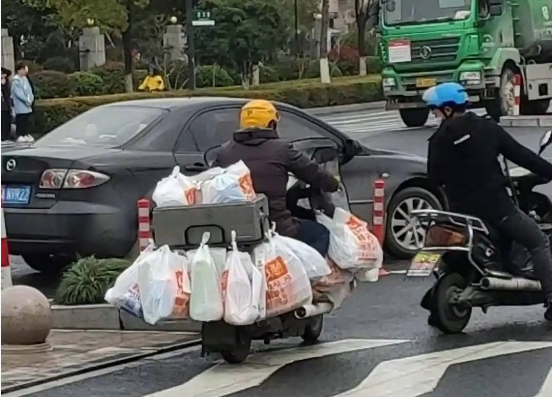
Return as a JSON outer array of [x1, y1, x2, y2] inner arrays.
[[133, 69, 150, 90], [366, 56, 383, 74], [272, 56, 309, 80], [33, 70, 74, 99], [259, 65, 280, 83], [92, 62, 126, 94], [29, 76, 382, 137], [305, 60, 343, 79], [53, 257, 131, 305], [70, 72, 105, 96], [165, 60, 189, 90], [196, 65, 235, 88], [42, 57, 76, 73], [329, 45, 360, 76]]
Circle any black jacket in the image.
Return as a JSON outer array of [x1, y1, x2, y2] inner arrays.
[[1, 81, 10, 112], [214, 129, 339, 236], [428, 112, 552, 221]]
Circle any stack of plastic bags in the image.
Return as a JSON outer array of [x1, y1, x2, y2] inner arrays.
[[152, 161, 256, 208]]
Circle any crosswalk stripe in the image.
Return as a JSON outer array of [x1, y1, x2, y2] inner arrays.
[[143, 339, 409, 397], [334, 341, 552, 397], [536, 367, 552, 397], [320, 109, 486, 136]]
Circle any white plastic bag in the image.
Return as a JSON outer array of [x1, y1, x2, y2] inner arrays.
[[272, 233, 331, 282], [152, 166, 197, 207], [316, 208, 383, 270], [222, 231, 262, 325], [254, 232, 312, 318], [201, 161, 256, 204], [189, 232, 224, 322], [105, 243, 156, 318], [137, 245, 191, 325]]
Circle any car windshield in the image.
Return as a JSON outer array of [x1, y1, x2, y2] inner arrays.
[[383, 0, 472, 26], [34, 106, 166, 148]]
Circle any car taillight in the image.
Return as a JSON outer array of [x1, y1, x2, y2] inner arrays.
[[39, 169, 110, 189], [425, 225, 466, 247]]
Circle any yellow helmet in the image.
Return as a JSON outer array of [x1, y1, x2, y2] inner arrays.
[[239, 99, 280, 130]]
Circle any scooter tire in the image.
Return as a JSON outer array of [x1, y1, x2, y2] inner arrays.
[[301, 315, 324, 344], [429, 273, 472, 334], [220, 334, 251, 364]]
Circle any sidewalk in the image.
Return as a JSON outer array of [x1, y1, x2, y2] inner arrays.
[[1, 329, 200, 393]]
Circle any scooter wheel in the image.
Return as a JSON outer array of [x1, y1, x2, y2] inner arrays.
[[301, 315, 324, 344], [220, 334, 251, 364], [430, 273, 472, 334]]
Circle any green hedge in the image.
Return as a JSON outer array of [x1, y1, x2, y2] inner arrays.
[[30, 75, 382, 137]]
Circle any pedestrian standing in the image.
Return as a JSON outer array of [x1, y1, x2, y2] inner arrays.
[[10, 62, 35, 142], [1, 67, 13, 141]]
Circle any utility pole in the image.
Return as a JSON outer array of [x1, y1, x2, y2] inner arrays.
[[185, 0, 196, 90]]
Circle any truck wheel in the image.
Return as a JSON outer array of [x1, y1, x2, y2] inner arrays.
[[485, 67, 516, 121], [399, 109, 430, 127], [521, 99, 550, 115]]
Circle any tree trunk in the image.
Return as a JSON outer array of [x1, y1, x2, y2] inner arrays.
[[122, 0, 134, 93], [357, 18, 367, 76], [319, 0, 331, 84]]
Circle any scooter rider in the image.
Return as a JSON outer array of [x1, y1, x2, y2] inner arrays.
[[424, 82, 552, 321], [213, 99, 339, 257]]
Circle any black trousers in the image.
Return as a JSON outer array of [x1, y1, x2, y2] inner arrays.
[[492, 206, 552, 301], [1, 111, 11, 140], [15, 113, 30, 138], [294, 219, 330, 258]]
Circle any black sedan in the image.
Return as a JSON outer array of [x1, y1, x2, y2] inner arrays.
[[1, 97, 444, 273]]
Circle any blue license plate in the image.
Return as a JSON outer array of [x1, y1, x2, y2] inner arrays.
[[1, 185, 32, 205]]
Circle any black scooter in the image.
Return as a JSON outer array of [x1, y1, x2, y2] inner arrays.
[[407, 130, 552, 334]]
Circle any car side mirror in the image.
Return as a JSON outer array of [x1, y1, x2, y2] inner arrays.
[[312, 147, 338, 163], [489, 5, 502, 16], [538, 130, 552, 156]]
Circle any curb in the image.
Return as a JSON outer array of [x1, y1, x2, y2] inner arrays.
[[1, 337, 201, 394], [307, 101, 386, 116], [51, 304, 202, 332], [500, 116, 552, 127]]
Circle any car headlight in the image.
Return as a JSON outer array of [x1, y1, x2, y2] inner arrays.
[[382, 77, 396, 87], [459, 71, 481, 85]]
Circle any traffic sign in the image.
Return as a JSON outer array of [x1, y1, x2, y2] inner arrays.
[[192, 10, 215, 27]]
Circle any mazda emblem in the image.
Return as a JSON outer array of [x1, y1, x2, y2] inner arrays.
[[420, 46, 432, 60], [5, 159, 16, 171]]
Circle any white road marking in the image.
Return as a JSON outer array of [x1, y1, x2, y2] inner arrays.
[[535, 367, 552, 397], [334, 341, 552, 397], [320, 109, 487, 136], [144, 338, 410, 397]]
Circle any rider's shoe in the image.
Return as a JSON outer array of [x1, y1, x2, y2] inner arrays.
[[545, 302, 552, 322]]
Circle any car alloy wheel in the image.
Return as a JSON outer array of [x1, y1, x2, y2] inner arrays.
[[390, 196, 433, 251]]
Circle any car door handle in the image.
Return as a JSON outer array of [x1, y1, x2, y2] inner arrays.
[[184, 163, 208, 172]]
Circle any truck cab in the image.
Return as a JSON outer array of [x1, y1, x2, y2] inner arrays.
[[375, 0, 552, 126]]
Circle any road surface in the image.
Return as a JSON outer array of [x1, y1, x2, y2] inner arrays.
[[8, 274, 551, 397]]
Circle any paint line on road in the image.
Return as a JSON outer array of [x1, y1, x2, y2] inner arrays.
[[144, 338, 410, 397], [334, 341, 552, 397], [535, 367, 552, 397]]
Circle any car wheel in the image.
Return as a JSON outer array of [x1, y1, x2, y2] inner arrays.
[[384, 187, 442, 259], [21, 254, 74, 275]]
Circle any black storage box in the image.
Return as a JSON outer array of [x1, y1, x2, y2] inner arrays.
[[152, 194, 270, 249]]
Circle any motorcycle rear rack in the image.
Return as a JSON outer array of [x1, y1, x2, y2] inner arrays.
[[411, 209, 488, 275]]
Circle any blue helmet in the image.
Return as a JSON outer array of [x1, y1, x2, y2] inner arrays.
[[422, 82, 468, 107]]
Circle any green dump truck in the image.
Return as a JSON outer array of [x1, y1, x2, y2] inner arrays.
[[371, 0, 552, 126]]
